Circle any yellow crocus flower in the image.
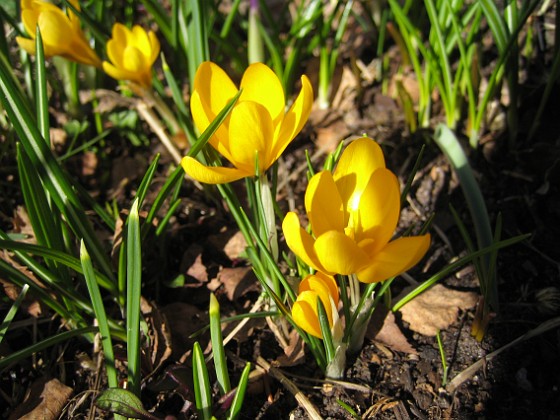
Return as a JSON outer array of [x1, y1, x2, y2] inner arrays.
[[16, 0, 101, 67], [102, 23, 160, 89], [292, 272, 339, 339], [181, 61, 313, 184], [283, 137, 431, 284]]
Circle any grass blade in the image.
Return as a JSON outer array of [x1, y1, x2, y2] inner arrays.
[[0, 284, 29, 345], [227, 362, 251, 420], [126, 199, 142, 396], [80, 240, 118, 389], [392, 233, 530, 311], [0, 57, 114, 279], [209, 293, 231, 395], [433, 125, 495, 309], [0, 327, 98, 370], [192, 341, 213, 420]]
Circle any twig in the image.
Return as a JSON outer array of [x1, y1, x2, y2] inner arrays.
[[222, 295, 264, 347], [446, 316, 560, 393], [256, 356, 323, 420], [136, 101, 182, 165]]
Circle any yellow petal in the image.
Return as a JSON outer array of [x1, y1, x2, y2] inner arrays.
[[22, 2, 62, 35], [21, 8, 39, 37], [314, 231, 369, 275], [292, 291, 322, 338], [354, 168, 401, 252], [193, 61, 238, 124], [37, 10, 72, 55], [190, 90, 233, 162], [107, 23, 131, 67], [148, 31, 160, 64], [305, 171, 344, 236], [227, 101, 274, 174], [299, 278, 334, 326], [356, 235, 431, 283], [68, 37, 101, 67], [123, 45, 145, 73], [282, 212, 325, 272], [299, 272, 339, 307], [106, 38, 124, 67], [16, 36, 36, 55], [271, 75, 313, 161], [240, 63, 285, 124], [181, 156, 248, 184], [102, 61, 132, 82], [334, 138, 386, 214], [131, 25, 151, 56]]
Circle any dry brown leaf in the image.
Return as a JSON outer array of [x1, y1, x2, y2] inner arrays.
[[217, 267, 259, 301], [81, 151, 98, 177], [367, 309, 417, 355], [12, 206, 36, 244], [187, 253, 208, 283], [276, 329, 306, 367], [141, 298, 172, 377], [398, 284, 478, 336], [49, 128, 67, 148], [79, 89, 135, 113], [161, 302, 207, 361], [10, 377, 72, 420], [223, 230, 247, 260]]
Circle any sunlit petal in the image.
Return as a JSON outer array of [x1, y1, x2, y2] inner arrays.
[[334, 138, 386, 213], [102, 62, 131, 82], [181, 156, 248, 184], [193, 62, 239, 120], [21, 8, 40, 36], [190, 90, 232, 161], [282, 212, 325, 272], [103, 23, 156, 86], [305, 171, 344, 236], [37, 11, 72, 54], [240, 63, 285, 124], [292, 291, 322, 338], [106, 38, 122, 66], [314, 231, 369, 275], [123, 45, 144, 72], [69, 37, 103, 67], [132, 25, 150, 55], [356, 235, 431, 283], [228, 101, 274, 174], [271, 75, 313, 161], [19, 0, 101, 67], [299, 272, 339, 306], [148, 31, 160, 64], [354, 168, 401, 251], [16, 36, 37, 55]]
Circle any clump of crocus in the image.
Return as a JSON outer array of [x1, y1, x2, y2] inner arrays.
[[181, 61, 313, 184], [103, 23, 160, 89], [16, 0, 101, 67], [292, 272, 340, 339], [283, 137, 430, 283]]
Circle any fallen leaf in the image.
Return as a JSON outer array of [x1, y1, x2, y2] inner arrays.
[[81, 151, 98, 177], [398, 284, 478, 336], [179, 244, 207, 283], [217, 267, 259, 301], [141, 298, 172, 377], [187, 253, 208, 283], [160, 302, 207, 361], [367, 307, 417, 355], [223, 230, 247, 260], [10, 377, 72, 420], [276, 329, 306, 367]]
